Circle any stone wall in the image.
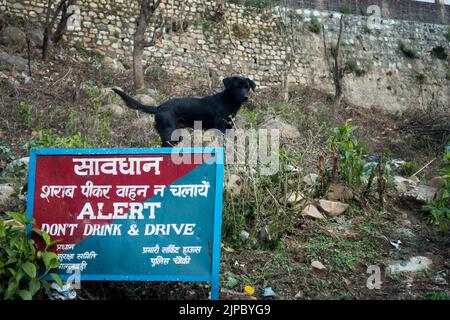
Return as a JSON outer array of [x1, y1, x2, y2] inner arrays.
[[290, 0, 450, 25], [3, 0, 450, 112]]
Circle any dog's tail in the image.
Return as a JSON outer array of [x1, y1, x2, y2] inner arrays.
[[112, 88, 158, 114]]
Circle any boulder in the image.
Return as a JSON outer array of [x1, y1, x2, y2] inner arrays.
[[393, 176, 417, 194], [0, 51, 29, 71], [136, 94, 156, 106], [303, 173, 318, 186], [386, 256, 432, 275], [102, 56, 125, 72], [319, 199, 349, 216], [400, 185, 437, 204], [27, 27, 45, 48], [260, 117, 300, 141], [301, 204, 324, 219], [0, 26, 26, 50], [0, 184, 15, 211], [326, 183, 353, 201], [6, 157, 29, 176], [102, 104, 125, 117]]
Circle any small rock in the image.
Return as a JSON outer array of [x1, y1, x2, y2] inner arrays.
[[136, 94, 156, 106], [303, 173, 318, 186], [429, 176, 444, 189], [294, 291, 303, 299], [102, 56, 125, 72], [311, 260, 326, 270], [326, 183, 353, 201], [146, 88, 157, 98], [0, 184, 15, 211], [386, 256, 432, 275], [102, 104, 125, 117], [432, 272, 448, 286], [301, 204, 325, 219], [287, 192, 304, 204], [319, 199, 349, 216]]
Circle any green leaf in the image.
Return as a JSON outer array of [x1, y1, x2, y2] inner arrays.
[[28, 278, 41, 296], [50, 273, 64, 287], [17, 290, 32, 300], [6, 212, 27, 224], [42, 232, 51, 247], [43, 252, 59, 270], [21, 262, 37, 278], [4, 279, 18, 300]]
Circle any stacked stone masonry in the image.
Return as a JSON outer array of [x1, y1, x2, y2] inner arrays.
[[2, 0, 449, 111]]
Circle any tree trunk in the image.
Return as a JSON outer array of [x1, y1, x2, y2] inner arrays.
[[133, 0, 161, 90], [53, 0, 77, 44], [42, 0, 53, 60]]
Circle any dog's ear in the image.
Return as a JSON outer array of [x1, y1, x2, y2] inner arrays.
[[223, 76, 234, 89], [247, 78, 256, 92]]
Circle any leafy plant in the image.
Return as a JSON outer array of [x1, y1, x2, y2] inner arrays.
[[0, 212, 62, 300], [423, 148, 450, 234], [309, 16, 321, 34], [339, 4, 351, 14], [232, 23, 250, 39], [431, 45, 447, 60], [24, 130, 93, 150], [398, 41, 419, 59], [346, 58, 365, 76], [328, 122, 365, 187], [399, 161, 417, 176], [19, 102, 33, 125]]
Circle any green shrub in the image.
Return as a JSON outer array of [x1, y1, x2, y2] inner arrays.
[[24, 130, 93, 150], [399, 161, 417, 176], [19, 102, 33, 125], [309, 16, 321, 34], [328, 122, 366, 187], [0, 212, 62, 300], [346, 59, 365, 76], [232, 23, 250, 39], [339, 4, 351, 14], [431, 45, 448, 60], [423, 148, 450, 234], [398, 41, 419, 59]]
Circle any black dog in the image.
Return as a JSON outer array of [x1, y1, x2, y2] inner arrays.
[[112, 75, 255, 147]]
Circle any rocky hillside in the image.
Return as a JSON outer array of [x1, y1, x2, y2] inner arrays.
[[0, 12, 449, 300]]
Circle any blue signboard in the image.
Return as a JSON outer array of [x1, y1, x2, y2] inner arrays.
[[26, 147, 224, 299]]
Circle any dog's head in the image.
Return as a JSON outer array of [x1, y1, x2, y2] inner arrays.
[[223, 76, 256, 103]]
